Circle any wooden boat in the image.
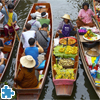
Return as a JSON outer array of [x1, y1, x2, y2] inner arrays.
[[77, 23, 100, 98], [93, 0, 100, 27], [51, 33, 79, 96], [0, 0, 20, 81], [14, 2, 53, 100]]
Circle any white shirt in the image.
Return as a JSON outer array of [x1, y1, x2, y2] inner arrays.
[[35, 11, 41, 20], [22, 30, 36, 48]]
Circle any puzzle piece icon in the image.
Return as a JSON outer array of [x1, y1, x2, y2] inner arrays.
[[1, 85, 15, 99]]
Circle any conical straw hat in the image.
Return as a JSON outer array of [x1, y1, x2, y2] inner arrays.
[[86, 48, 99, 57], [61, 14, 71, 20]]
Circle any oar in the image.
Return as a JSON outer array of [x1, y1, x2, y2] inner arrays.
[[1, 0, 20, 41]]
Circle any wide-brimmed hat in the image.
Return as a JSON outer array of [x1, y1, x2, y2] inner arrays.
[[30, 13, 37, 18], [20, 55, 36, 68], [61, 14, 71, 20], [86, 48, 99, 57]]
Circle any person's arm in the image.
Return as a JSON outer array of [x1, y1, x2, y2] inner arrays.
[[47, 31, 50, 37], [14, 69, 24, 83], [21, 33, 25, 45], [0, 4, 3, 11], [0, 1, 6, 14], [57, 21, 63, 34], [12, 13, 17, 26], [0, 58, 4, 66], [78, 9, 84, 20], [36, 41, 44, 53]]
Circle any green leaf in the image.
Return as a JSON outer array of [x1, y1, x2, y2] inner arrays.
[[4, 82, 8, 85]]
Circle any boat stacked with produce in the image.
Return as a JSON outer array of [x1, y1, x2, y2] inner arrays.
[[93, 0, 100, 23], [78, 25, 100, 98], [51, 34, 79, 96]]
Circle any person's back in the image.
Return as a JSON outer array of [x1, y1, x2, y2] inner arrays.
[[17, 67, 37, 88], [36, 30, 48, 48], [22, 23, 36, 48], [28, 13, 41, 31], [25, 47, 38, 66], [39, 18, 50, 26], [14, 55, 38, 88]]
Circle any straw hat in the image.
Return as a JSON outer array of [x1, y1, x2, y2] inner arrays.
[[20, 55, 36, 68], [86, 48, 99, 57], [61, 14, 71, 20]]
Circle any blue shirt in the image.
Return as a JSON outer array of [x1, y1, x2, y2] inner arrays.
[[25, 47, 39, 66], [1, 8, 17, 26]]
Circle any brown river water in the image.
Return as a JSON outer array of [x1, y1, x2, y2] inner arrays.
[[0, 0, 99, 100]]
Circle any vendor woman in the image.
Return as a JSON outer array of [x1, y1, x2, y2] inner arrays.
[[76, 2, 96, 28], [57, 14, 76, 38]]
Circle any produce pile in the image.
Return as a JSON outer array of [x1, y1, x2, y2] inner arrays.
[[84, 29, 98, 40], [53, 64, 75, 79], [53, 37, 78, 80], [59, 38, 76, 45], [58, 59, 74, 67], [53, 45, 78, 58]]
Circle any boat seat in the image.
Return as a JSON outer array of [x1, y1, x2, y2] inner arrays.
[[2, 45, 12, 52], [17, 82, 41, 89]]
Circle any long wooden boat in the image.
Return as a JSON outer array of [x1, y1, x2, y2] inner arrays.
[[77, 22, 100, 98], [93, 0, 100, 27], [51, 33, 79, 96], [0, 0, 20, 81], [14, 2, 53, 100]]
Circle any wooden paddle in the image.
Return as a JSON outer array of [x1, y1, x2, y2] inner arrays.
[[1, 0, 20, 41]]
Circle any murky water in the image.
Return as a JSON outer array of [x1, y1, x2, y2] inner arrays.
[[0, 0, 99, 100]]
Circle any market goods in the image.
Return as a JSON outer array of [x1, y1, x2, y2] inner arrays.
[[53, 64, 75, 79], [58, 59, 74, 67], [53, 45, 78, 58], [59, 37, 76, 45], [84, 29, 97, 38]]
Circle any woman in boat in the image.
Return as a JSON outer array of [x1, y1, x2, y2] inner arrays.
[[57, 14, 76, 38], [76, 2, 96, 28], [0, 49, 5, 73], [27, 13, 41, 31], [0, 1, 19, 37], [14, 55, 39, 88]]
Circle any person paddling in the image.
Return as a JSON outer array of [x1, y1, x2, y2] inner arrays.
[[0, 1, 19, 37]]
